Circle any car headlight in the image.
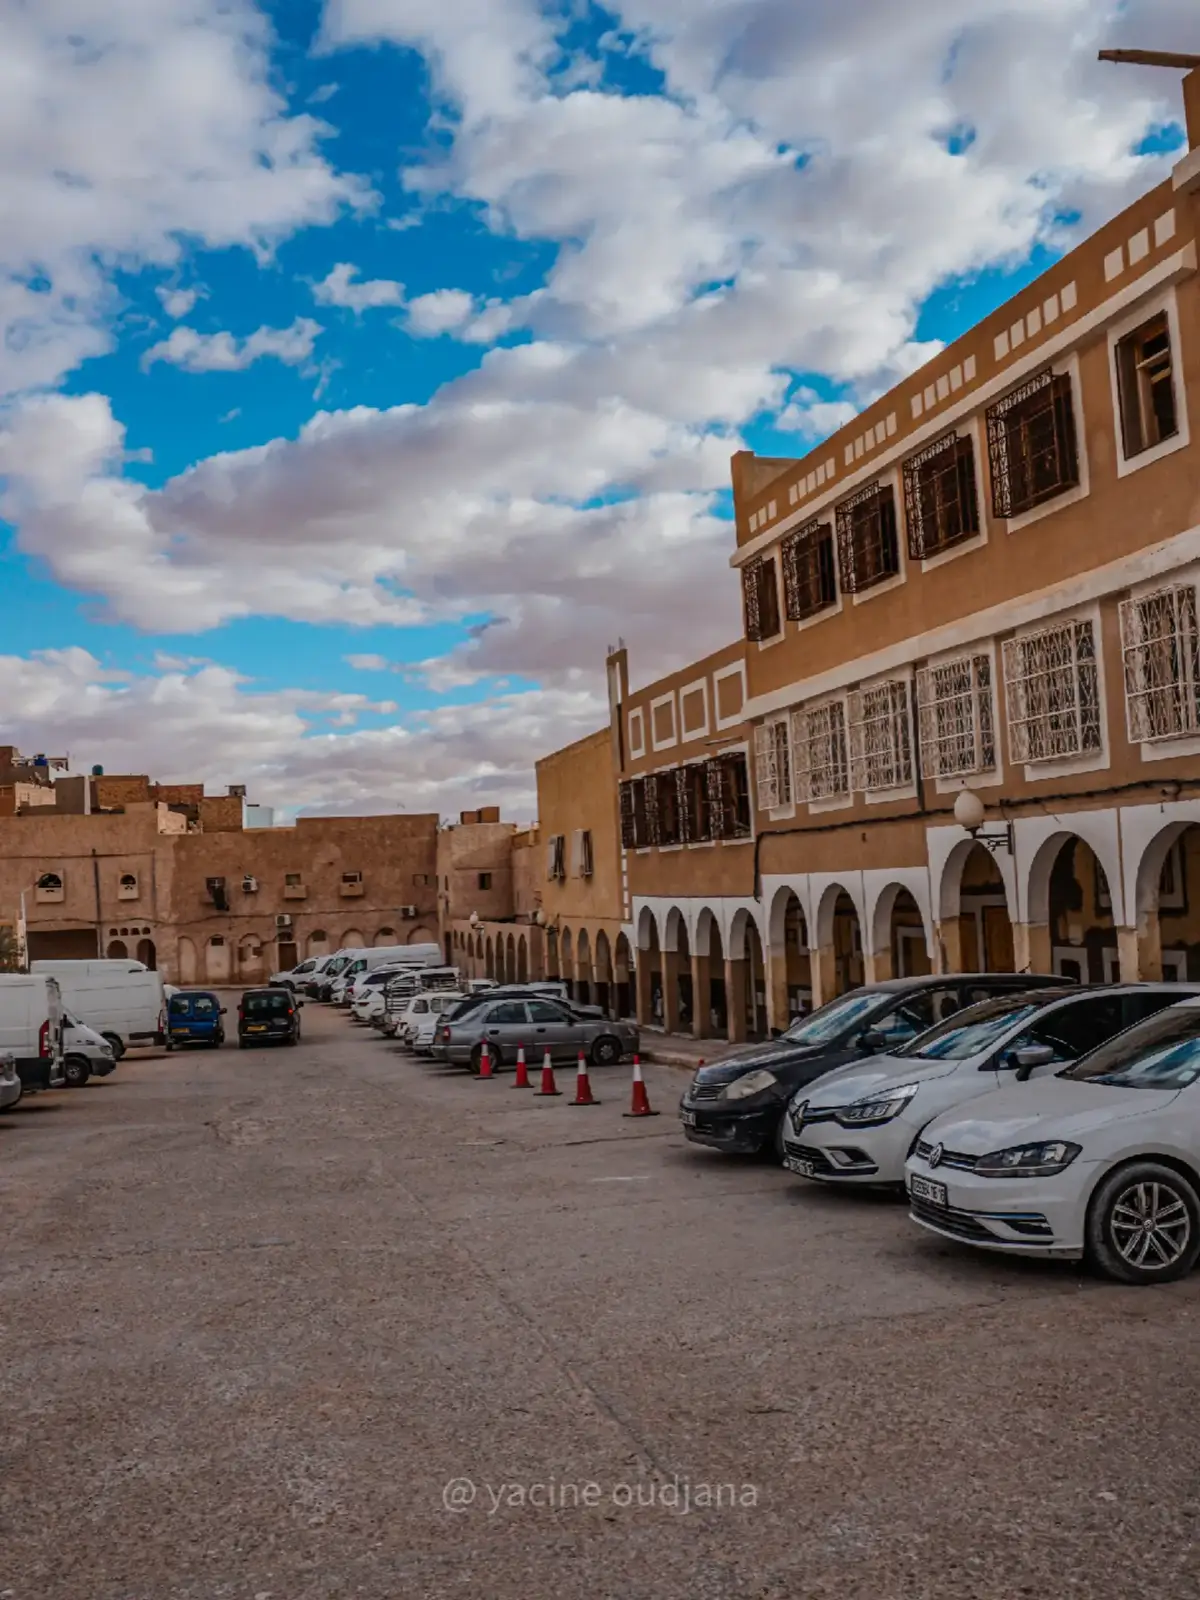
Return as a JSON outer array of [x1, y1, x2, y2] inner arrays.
[[975, 1141, 1081, 1178], [835, 1083, 919, 1127], [720, 1069, 780, 1101]]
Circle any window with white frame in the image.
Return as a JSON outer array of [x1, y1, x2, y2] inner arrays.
[[1003, 619, 1102, 764], [1120, 583, 1200, 743], [848, 679, 914, 792], [790, 700, 849, 802], [753, 720, 793, 810], [915, 654, 997, 778]]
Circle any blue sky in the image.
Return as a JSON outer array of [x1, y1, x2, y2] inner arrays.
[[0, 0, 1189, 815]]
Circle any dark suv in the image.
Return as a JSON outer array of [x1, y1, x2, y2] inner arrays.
[[238, 987, 302, 1048], [680, 974, 1065, 1160]]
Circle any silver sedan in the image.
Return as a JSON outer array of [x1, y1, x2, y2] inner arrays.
[[439, 997, 639, 1074]]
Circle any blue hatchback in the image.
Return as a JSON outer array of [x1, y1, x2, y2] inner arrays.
[[166, 990, 227, 1050]]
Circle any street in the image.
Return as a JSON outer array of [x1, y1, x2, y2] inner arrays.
[[2, 1001, 1199, 1600]]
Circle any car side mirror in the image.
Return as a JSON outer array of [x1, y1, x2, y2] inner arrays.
[[857, 1029, 886, 1054], [1005, 1043, 1057, 1080]]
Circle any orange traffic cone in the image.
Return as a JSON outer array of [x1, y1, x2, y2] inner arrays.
[[623, 1055, 659, 1118], [478, 1041, 494, 1080], [513, 1045, 531, 1088], [534, 1049, 561, 1096], [570, 1050, 600, 1106]]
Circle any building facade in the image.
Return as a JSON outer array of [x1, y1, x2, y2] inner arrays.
[[612, 71, 1200, 1042]]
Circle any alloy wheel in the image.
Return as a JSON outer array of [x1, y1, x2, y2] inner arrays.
[[1109, 1179, 1192, 1271]]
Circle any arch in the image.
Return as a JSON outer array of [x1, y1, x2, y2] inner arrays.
[[594, 929, 613, 981], [545, 927, 559, 979], [613, 932, 635, 1019], [374, 927, 397, 945], [1030, 834, 1118, 982], [812, 886, 864, 996], [1135, 822, 1200, 982], [734, 917, 769, 1039], [768, 886, 812, 1023], [1023, 820, 1123, 929], [37, 872, 62, 891], [636, 905, 660, 953], [728, 905, 765, 959], [205, 935, 231, 984], [177, 936, 198, 985], [307, 929, 329, 956], [342, 928, 365, 950], [813, 881, 861, 951], [120, 872, 137, 891], [106, 939, 128, 959], [663, 905, 689, 954], [506, 932, 517, 984], [561, 927, 575, 980], [238, 933, 264, 979], [485, 936, 495, 980], [575, 927, 593, 1006], [517, 935, 529, 983], [407, 925, 436, 945], [693, 905, 720, 958], [869, 883, 933, 973], [135, 937, 157, 971], [1135, 820, 1196, 933], [768, 885, 809, 952]]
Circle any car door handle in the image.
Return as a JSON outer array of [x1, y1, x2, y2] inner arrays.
[[535, 1027, 546, 1033]]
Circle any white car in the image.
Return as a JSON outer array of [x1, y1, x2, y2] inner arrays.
[[906, 996, 1200, 1284], [783, 985, 1199, 1190], [402, 992, 465, 1052], [351, 988, 388, 1026]]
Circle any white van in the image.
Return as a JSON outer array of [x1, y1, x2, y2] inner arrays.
[[332, 945, 443, 1005], [0, 974, 67, 1094], [31, 960, 166, 1057], [63, 1012, 117, 1088]]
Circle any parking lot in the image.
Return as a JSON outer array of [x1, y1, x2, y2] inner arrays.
[[3, 997, 1199, 1600]]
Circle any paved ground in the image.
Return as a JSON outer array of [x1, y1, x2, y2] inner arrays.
[[3, 1002, 1199, 1600]]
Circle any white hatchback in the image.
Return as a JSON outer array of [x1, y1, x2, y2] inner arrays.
[[906, 996, 1200, 1284], [783, 985, 1199, 1190]]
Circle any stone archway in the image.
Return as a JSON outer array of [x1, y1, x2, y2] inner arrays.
[[106, 939, 128, 959], [634, 910, 662, 1027], [868, 885, 931, 981], [613, 932, 634, 1020], [176, 936, 198, 985], [593, 930, 613, 1016], [506, 932, 517, 985], [517, 935, 529, 983], [936, 841, 1015, 973], [575, 928, 592, 1007], [813, 884, 864, 998], [1131, 821, 1200, 981], [691, 907, 726, 1038], [729, 908, 768, 1042], [485, 936, 495, 980], [1026, 835, 1117, 982], [768, 886, 812, 1030]]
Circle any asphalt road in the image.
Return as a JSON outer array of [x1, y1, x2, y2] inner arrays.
[[3, 1001, 1199, 1600]]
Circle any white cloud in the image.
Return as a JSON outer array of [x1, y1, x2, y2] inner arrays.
[[776, 390, 860, 440], [344, 653, 392, 671], [0, 0, 367, 397], [313, 262, 406, 311], [405, 289, 477, 336], [142, 318, 323, 373], [156, 286, 200, 320], [0, 647, 604, 820]]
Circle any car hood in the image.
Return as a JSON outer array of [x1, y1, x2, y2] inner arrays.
[[802, 1055, 954, 1108], [921, 1079, 1184, 1151], [693, 1039, 836, 1086]]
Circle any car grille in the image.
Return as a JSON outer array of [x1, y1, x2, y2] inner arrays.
[[910, 1197, 994, 1241], [913, 1139, 979, 1172], [689, 1082, 724, 1101], [782, 1142, 837, 1176]]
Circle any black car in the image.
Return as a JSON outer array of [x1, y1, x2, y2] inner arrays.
[[679, 974, 1066, 1160], [238, 987, 302, 1048]]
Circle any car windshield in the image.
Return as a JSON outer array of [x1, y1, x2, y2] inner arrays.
[[1059, 1007, 1200, 1089], [781, 991, 889, 1046], [896, 996, 1043, 1061], [244, 992, 290, 1016]]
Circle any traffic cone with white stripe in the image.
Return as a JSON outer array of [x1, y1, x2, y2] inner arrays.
[[570, 1049, 600, 1106], [513, 1045, 531, 1088], [623, 1055, 659, 1118], [478, 1040, 494, 1079], [534, 1048, 561, 1097]]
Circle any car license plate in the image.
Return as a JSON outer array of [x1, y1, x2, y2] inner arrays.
[[172, 1028, 189, 1036], [910, 1173, 948, 1207], [680, 1110, 697, 1127], [247, 1025, 266, 1033], [784, 1155, 815, 1178]]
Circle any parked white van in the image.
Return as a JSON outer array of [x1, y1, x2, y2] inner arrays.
[[0, 973, 66, 1094], [331, 945, 443, 1005], [31, 960, 166, 1057], [62, 1013, 117, 1087]]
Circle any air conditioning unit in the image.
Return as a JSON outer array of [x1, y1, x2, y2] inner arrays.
[[399, 904, 418, 919], [275, 913, 293, 930], [242, 875, 259, 893]]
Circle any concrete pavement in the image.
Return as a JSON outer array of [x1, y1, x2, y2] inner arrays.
[[2, 1001, 1198, 1599]]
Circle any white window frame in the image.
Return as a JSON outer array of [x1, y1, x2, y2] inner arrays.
[[1119, 579, 1200, 746], [790, 698, 851, 808], [650, 692, 678, 752], [627, 707, 645, 760], [915, 651, 997, 781], [753, 719, 793, 813], [1108, 285, 1190, 479], [713, 660, 748, 731], [1002, 352, 1090, 536], [1002, 613, 1105, 771], [679, 677, 709, 741], [847, 677, 915, 795]]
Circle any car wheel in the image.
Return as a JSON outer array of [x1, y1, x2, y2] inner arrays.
[[1086, 1161, 1200, 1285], [469, 1044, 502, 1075], [165, 1038, 175, 1053], [589, 1035, 623, 1068], [102, 1032, 125, 1061], [64, 1056, 91, 1088], [0, 1084, 21, 1113], [767, 1111, 788, 1165]]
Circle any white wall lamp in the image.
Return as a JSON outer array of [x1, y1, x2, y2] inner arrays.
[[953, 789, 1014, 855]]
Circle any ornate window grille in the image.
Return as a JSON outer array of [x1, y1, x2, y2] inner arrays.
[[656, 770, 683, 845], [1120, 584, 1200, 743], [986, 368, 1079, 519], [742, 555, 782, 642], [618, 783, 636, 850], [1003, 619, 1102, 764], [848, 679, 914, 792], [678, 763, 710, 843], [902, 432, 980, 560], [706, 753, 752, 840], [915, 655, 996, 778], [619, 776, 661, 847], [753, 720, 793, 811], [790, 700, 849, 802], [836, 483, 900, 594], [781, 519, 837, 620]]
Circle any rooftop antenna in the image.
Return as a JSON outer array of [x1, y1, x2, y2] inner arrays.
[[1098, 50, 1200, 70]]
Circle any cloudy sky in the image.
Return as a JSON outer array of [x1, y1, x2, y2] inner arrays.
[[0, 0, 1194, 820]]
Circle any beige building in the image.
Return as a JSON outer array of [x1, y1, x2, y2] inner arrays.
[[0, 756, 440, 983], [612, 66, 1200, 1042]]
